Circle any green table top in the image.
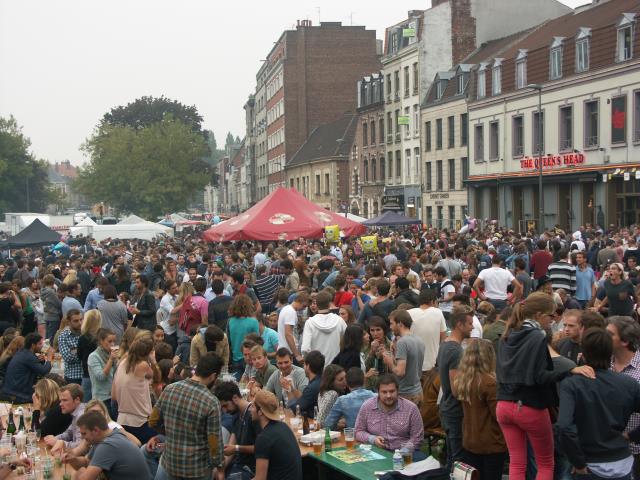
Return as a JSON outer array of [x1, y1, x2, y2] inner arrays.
[[309, 446, 394, 480]]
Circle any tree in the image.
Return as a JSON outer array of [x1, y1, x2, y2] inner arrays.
[[225, 132, 235, 149], [76, 116, 210, 219], [102, 96, 207, 139], [0, 116, 53, 215]]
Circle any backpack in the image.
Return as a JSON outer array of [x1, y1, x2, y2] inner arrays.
[[587, 242, 602, 271], [436, 280, 454, 301], [179, 294, 203, 333]]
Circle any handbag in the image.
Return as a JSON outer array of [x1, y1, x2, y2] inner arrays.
[[451, 461, 478, 480]]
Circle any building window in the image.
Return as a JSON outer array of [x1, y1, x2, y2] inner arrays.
[[394, 70, 400, 97], [405, 149, 411, 179], [477, 67, 486, 99], [413, 62, 419, 94], [324, 173, 330, 194], [395, 151, 402, 178], [413, 105, 419, 136], [584, 99, 599, 148], [404, 106, 411, 138], [474, 124, 484, 162], [370, 121, 376, 145], [414, 147, 420, 178], [436, 81, 444, 99], [489, 121, 499, 160], [386, 73, 392, 96], [371, 157, 377, 182], [448, 159, 455, 190], [513, 115, 524, 157], [364, 159, 369, 182], [612, 95, 627, 144], [457, 74, 466, 94], [448, 206, 455, 224], [550, 48, 563, 80], [515, 50, 527, 89], [362, 123, 368, 146], [634, 91, 640, 143], [436, 119, 443, 150], [404, 66, 410, 97], [436, 160, 443, 191], [492, 62, 502, 95], [448, 116, 455, 148], [533, 110, 545, 155], [426, 206, 433, 222], [387, 112, 393, 142], [437, 206, 443, 222], [388, 153, 393, 179], [460, 113, 468, 146], [426, 162, 432, 191], [380, 157, 386, 180], [617, 15, 635, 62], [461, 157, 469, 187], [425, 121, 432, 151], [576, 37, 590, 72], [379, 118, 385, 144], [559, 105, 573, 151]]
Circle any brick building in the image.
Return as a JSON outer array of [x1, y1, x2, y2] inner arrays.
[[248, 20, 382, 199]]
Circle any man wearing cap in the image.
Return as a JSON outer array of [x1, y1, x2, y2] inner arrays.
[[252, 389, 302, 480], [350, 279, 369, 319]]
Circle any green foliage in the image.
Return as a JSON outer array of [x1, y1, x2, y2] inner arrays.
[[76, 116, 210, 219], [102, 95, 206, 138], [0, 116, 52, 214]]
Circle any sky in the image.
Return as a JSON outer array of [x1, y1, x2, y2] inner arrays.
[[0, 0, 588, 166]]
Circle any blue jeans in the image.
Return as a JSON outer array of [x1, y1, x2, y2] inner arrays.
[[573, 472, 631, 480], [440, 413, 463, 472], [487, 299, 507, 312], [140, 437, 164, 480], [46, 320, 60, 342], [81, 377, 92, 402], [155, 463, 211, 480]]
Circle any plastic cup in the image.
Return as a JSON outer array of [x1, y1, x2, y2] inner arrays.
[[344, 427, 355, 450]]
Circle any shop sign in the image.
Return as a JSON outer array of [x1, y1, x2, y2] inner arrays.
[[398, 116, 410, 125], [382, 195, 404, 210], [519, 152, 585, 170], [407, 196, 415, 207], [403, 28, 416, 38], [429, 193, 450, 199]]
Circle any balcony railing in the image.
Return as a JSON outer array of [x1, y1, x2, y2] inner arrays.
[[585, 135, 599, 148]]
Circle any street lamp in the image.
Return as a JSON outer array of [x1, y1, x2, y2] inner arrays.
[[527, 83, 544, 231]]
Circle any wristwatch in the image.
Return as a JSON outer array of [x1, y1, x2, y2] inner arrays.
[[235, 445, 240, 454]]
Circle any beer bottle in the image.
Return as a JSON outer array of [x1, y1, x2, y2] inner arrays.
[[6, 411, 16, 435], [18, 413, 25, 432], [302, 415, 309, 435], [324, 426, 332, 452]]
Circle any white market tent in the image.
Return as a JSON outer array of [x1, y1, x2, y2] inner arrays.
[[69, 214, 172, 241], [345, 213, 367, 223]]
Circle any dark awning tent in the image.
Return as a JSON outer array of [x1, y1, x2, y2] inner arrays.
[[0, 219, 60, 248], [362, 211, 422, 227]]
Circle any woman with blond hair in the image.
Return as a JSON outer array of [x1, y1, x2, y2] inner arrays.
[[111, 335, 156, 443], [496, 292, 594, 480], [453, 340, 506, 480], [227, 294, 259, 378], [77, 309, 102, 401], [31, 377, 71, 436], [62, 269, 77, 285]]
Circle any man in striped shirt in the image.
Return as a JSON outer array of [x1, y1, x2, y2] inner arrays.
[[548, 248, 576, 295], [253, 265, 285, 314]]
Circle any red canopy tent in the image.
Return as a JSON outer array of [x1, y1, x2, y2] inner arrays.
[[203, 188, 367, 241]]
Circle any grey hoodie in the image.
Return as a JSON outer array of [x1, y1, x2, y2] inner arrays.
[[41, 287, 62, 323]]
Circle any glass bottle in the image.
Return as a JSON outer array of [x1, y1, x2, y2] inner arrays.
[[324, 426, 332, 452]]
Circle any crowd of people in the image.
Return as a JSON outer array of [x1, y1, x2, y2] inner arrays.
[[0, 222, 639, 480]]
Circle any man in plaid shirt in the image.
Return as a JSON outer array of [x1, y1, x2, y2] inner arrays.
[[58, 309, 83, 384], [149, 353, 225, 480]]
